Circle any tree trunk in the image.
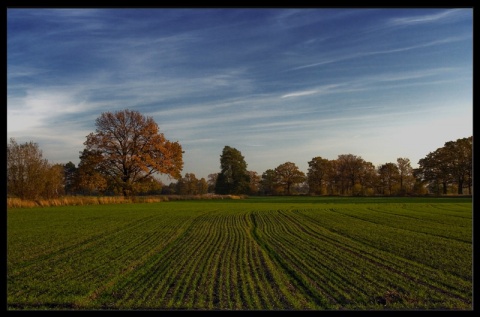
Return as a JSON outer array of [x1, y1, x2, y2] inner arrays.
[[457, 177, 464, 195]]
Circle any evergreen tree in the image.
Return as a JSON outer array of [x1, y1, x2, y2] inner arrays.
[[215, 146, 250, 195]]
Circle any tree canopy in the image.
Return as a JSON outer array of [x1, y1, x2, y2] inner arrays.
[[417, 136, 472, 195], [80, 109, 184, 196], [274, 162, 306, 195], [7, 138, 64, 200], [215, 146, 250, 195]]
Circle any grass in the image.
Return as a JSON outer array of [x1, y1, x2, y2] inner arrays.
[[6, 194, 245, 209], [7, 196, 473, 310]]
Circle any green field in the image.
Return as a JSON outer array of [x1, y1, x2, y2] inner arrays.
[[7, 196, 473, 310]]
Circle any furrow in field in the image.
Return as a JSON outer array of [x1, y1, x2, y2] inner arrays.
[[212, 211, 276, 310], [235, 213, 252, 309], [226, 213, 246, 309], [147, 209, 232, 309], [201, 211, 239, 309], [9, 214, 162, 273], [287, 209, 472, 306], [243, 229, 263, 309], [133, 210, 225, 309], [250, 211, 334, 309], [359, 205, 472, 243], [218, 214, 236, 307], [255, 209, 468, 308], [181, 218, 228, 309], [8, 213, 180, 305], [248, 210, 310, 310], [257, 212, 366, 307], [276, 211, 388, 301], [232, 212, 267, 309], [185, 215, 230, 309], [71, 216, 185, 285], [170, 213, 228, 309], [370, 204, 471, 224], [426, 204, 473, 218], [245, 213, 275, 307], [298, 206, 472, 281], [245, 210, 295, 309], [82, 209, 217, 308]]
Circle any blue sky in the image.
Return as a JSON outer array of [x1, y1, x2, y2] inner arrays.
[[7, 8, 473, 182]]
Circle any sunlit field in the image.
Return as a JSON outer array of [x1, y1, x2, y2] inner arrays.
[[7, 196, 472, 310]]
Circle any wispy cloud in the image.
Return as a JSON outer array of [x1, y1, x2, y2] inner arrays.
[[281, 90, 318, 98], [288, 36, 468, 72], [388, 9, 464, 26], [368, 35, 469, 55], [289, 59, 338, 70]]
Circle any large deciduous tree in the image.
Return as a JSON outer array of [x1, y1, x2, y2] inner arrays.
[[336, 154, 366, 195], [215, 146, 250, 195], [307, 156, 330, 195], [356, 161, 377, 196], [274, 162, 306, 195], [417, 136, 472, 195], [377, 162, 400, 195], [443, 137, 472, 194], [396, 157, 414, 195], [81, 109, 183, 197], [260, 169, 280, 195]]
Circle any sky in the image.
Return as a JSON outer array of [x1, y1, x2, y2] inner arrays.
[[7, 8, 473, 182]]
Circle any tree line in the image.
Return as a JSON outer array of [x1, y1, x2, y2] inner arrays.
[[7, 109, 473, 200]]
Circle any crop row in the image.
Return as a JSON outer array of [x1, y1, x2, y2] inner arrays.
[[7, 199, 472, 310], [251, 207, 471, 309]]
